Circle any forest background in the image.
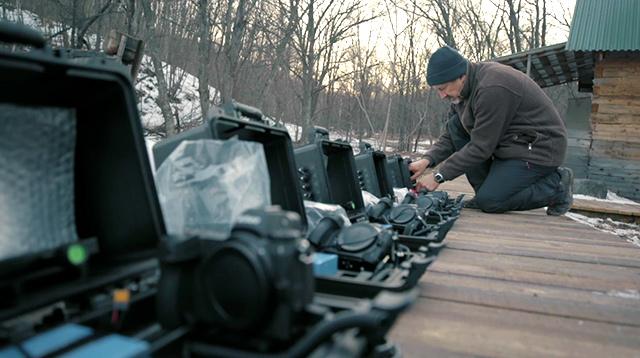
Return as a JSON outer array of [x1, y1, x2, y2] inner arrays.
[[0, 0, 583, 152]]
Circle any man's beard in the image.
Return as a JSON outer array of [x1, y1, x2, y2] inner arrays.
[[450, 97, 461, 104]]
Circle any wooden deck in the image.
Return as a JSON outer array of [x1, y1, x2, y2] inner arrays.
[[389, 178, 640, 357], [572, 198, 640, 223]]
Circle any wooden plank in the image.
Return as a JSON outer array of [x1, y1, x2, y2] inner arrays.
[[445, 234, 640, 268], [389, 175, 640, 357], [594, 77, 640, 86], [453, 214, 630, 247], [592, 102, 640, 115], [451, 209, 631, 244], [419, 271, 640, 326], [594, 85, 640, 97], [592, 123, 640, 135], [591, 132, 640, 144], [590, 139, 640, 160], [572, 198, 640, 218], [601, 67, 640, 77], [428, 249, 640, 292], [591, 113, 640, 126], [455, 208, 618, 233], [592, 96, 640, 107], [389, 298, 640, 358]]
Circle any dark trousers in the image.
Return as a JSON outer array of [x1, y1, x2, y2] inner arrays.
[[447, 117, 562, 213]]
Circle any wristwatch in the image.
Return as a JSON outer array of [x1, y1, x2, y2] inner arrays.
[[433, 172, 445, 184]]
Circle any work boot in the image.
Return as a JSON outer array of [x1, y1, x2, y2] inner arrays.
[[547, 167, 574, 216]]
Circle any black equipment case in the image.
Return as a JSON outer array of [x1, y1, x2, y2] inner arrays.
[[0, 23, 414, 358], [0, 21, 172, 357], [0, 22, 163, 324], [153, 103, 423, 355], [293, 127, 367, 222], [386, 154, 413, 190], [153, 102, 307, 229], [155, 108, 431, 299], [354, 142, 395, 199]]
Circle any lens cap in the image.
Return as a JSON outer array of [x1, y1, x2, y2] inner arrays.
[[415, 195, 435, 210], [336, 223, 380, 252], [389, 205, 417, 224]]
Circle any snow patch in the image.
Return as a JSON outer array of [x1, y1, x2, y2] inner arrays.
[[565, 212, 640, 248], [574, 193, 640, 206], [593, 289, 640, 300], [135, 56, 217, 130]]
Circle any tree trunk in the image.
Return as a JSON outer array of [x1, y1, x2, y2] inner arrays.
[[141, 0, 176, 136], [197, 0, 212, 120], [150, 55, 177, 136]]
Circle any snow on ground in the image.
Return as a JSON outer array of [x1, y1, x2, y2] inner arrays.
[[565, 211, 640, 248], [135, 56, 217, 129], [2, 7, 98, 48], [2, 8, 48, 36], [574, 192, 640, 206], [565, 190, 640, 247], [593, 289, 640, 300]]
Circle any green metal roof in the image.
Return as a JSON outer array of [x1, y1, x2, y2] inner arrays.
[[566, 0, 640, 51]]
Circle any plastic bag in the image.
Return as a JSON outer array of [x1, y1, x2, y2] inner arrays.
[[155, 138, 271, 240], [362, 190, 380, 207], [304, 200, 351, 233], [393, 188, 409, 204], [0, 104, 78, 261]]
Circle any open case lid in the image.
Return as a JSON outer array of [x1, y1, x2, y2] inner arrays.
[[294, 131, 366, 222], [400, 158, 413, 189], [386, 155, 405, 188], [153, 105, 308, 232], [386, 155, 414, 190], [354, 144, 394, 199], [0, 22, 164, 319]]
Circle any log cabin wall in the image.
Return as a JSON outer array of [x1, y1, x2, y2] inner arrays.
[[589, 52, 640, 200]]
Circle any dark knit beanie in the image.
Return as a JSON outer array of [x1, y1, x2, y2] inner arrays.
[[427, 46, 468, 86]]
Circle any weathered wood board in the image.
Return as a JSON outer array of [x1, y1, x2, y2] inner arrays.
[[389, 177, 640, 357]]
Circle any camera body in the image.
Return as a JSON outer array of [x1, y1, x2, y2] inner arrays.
[[307, 216, 394, 271], [157, 207, 314, 342], [368, 197, 441, 237]]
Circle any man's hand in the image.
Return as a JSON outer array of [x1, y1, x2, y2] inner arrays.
[[416, 173, 440, 192], [409, 159, 430, 180]]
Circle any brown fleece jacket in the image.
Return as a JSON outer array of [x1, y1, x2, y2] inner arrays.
[[424, 62, 567, 181]]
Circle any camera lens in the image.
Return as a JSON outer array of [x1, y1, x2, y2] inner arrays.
[[336, 223, 380, 252], [200, 244, 270, 330], [389, 205, 418, 224]]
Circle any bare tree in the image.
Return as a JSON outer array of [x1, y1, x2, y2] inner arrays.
[[206, 0, 260, 104], [196, 0, 214, 118], [141, 0, 176, 136], [289, 0, 376, 139], [410, 0, 460, 48], [459, 0, 502, 60]]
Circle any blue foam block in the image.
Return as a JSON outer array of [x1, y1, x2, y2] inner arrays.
[[0, 346, 24, 358], [313, 252, 338, 277], [60, 334, 149, 358], [17, 323, 93, 358]]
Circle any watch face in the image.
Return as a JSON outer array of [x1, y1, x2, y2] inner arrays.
[[434, 173, 444, 183]]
